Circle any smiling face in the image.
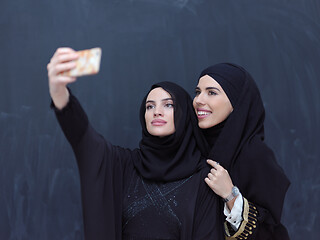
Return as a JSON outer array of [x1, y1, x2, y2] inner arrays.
[[145, 87, 175, 137], [193, 75, 233, 129]]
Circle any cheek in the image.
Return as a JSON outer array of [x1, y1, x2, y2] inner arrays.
[[218, 103, 232, 120], [224, 101, 233, 115], [144, 112, 147, 122], [145, 111, 151, 125], [168, 110, 175, 129], [192, 99, 196, 109]]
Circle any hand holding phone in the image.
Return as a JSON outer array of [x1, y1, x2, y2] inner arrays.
[[62, 47, 102, 77]]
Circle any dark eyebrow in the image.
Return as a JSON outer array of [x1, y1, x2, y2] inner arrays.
[[145, 98, 173, 104], [195, 86, 221, 92], [206, 87, 221, 92]]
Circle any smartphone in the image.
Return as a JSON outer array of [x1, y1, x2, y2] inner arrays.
[[63, 47, 102, 77]]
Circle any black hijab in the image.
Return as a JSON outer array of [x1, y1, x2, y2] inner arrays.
[[197, 63, 290, 237], [133, 81, 206, 182]]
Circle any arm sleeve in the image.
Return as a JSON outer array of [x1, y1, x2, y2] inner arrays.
[[51, 90, 89, 150], [51, 90, 134, 240], [224, 197, 259, 240], [51, 89, 133, 173], [223, 192, 243, 230], [223, 139, 290, 240], [224, 200, 290, 240]]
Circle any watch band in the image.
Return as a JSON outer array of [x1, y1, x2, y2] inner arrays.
[[223, 186, 240, 202]]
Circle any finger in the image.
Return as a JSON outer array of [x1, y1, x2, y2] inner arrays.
[[207, 159, 222, 170], [204, 177, 211, 186], [206, 159, 215, 167], [49, 61, 77, 76], [51, 75, 77, 85], [58, 76, 77, 83], [50, 47, 78, 65], [51, 48, 73, 62], [51, 52, 79, 66], [207, 172, 215, 180], [205, 177, 216, 191], [212, 160, 224, 170], [210, 168, 217, 175], [53, 47, 76, 57]]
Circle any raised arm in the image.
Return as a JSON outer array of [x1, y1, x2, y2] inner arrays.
[[47, 47, 134, 240], [47, 47, 79, 109], [47, 47, 90, 148]]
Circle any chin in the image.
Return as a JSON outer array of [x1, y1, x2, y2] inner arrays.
[[153, 133, 170, 138], [147, 125, 175, 137], [198, 120, 215, 129], [148, 130, 170, 137]]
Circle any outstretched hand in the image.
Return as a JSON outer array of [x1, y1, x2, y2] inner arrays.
[[47, 47, 79, 109]]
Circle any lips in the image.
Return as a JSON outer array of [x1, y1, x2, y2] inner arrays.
[[196, 109, 212, 119], [151, 119, 167, 126]]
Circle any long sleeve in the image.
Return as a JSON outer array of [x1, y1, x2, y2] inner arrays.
[[51, 91, 89, 150], [222, 138, 290, 240], [224, 197, 258, 240], [51, 90, 135, 240], [224, 192, 244, 230], [223, 196, 290, 240]]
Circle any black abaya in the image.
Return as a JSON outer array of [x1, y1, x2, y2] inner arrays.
[[197, 63, 290, 239], [52, 83, 224, 240]]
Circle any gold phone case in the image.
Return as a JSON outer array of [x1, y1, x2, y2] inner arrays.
[[63, 47, 102, 77]]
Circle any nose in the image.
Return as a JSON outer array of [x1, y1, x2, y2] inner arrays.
[[194, 93, 205, 106], [153, 106, 163, 117]]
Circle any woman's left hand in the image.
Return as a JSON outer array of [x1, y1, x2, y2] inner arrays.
[[205, 159, 234, 199]]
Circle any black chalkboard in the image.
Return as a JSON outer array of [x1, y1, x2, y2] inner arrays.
[[1, 0, 319, 239]]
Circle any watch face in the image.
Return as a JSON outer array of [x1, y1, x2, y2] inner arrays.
[[232, 186, 239, 196], [223, 186, 239, 202]]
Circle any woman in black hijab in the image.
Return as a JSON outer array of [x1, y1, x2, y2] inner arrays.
[[193, 63, 290, 239], [47, 48, 224, 240]]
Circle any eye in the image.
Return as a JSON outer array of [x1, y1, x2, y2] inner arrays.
[[146, 104, 155, 110], [195, 90, 200, 96], [208, 91, 218, 96], [165, 103, 174, 108]]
